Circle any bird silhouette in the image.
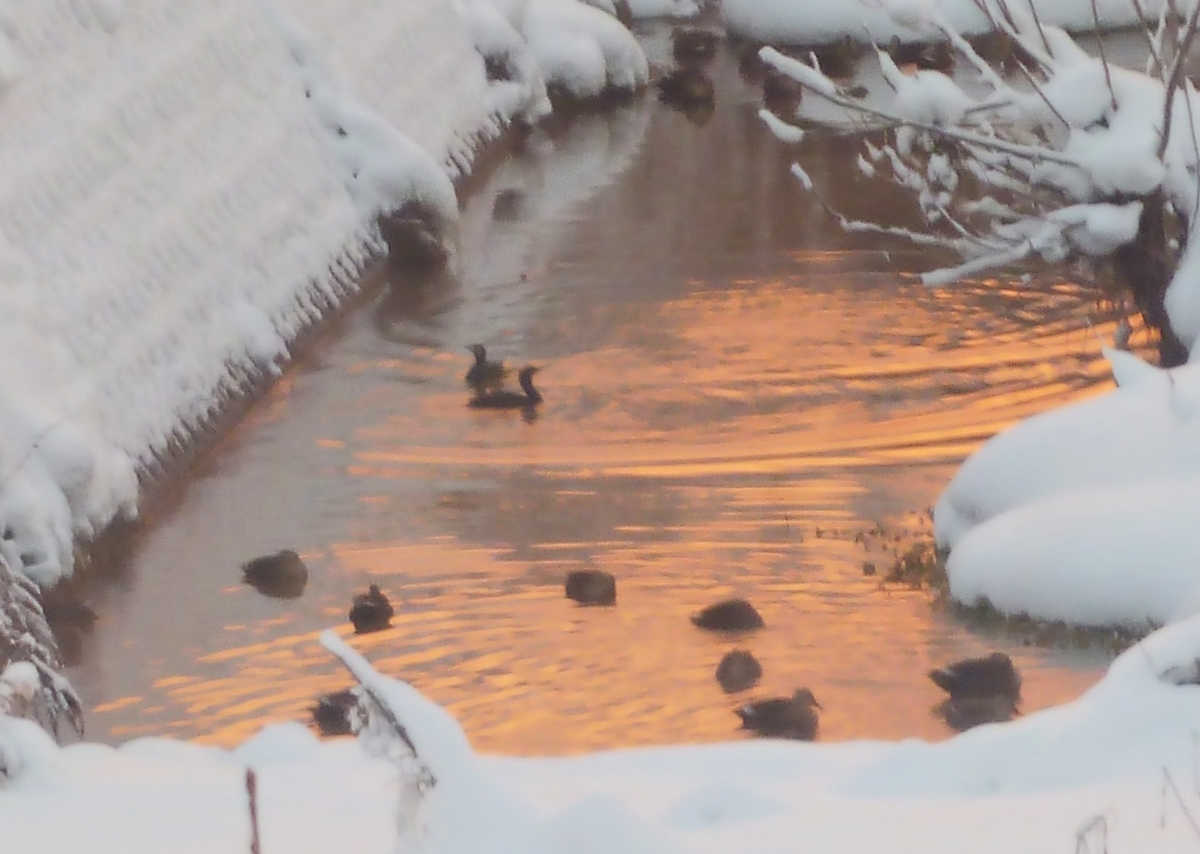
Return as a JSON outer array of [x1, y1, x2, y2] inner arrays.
[[929, 652, 1021, 700], [349, 584, 394, 634], [465, 344, 508, 390], [736, 688, 820, 740], [468, 365, 542, 410]]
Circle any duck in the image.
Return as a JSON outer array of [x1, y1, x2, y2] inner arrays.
[[691, 598, 764, 631], [565, 569, 617, 606], [350, 583, 394, 634], [672, 27, 719, 64], [736, 688, 820, 739], [657, 67, 715, 110], [468, 365, 542, 410], [929, 651, 1021, 700], [934, 695, 1019, 732], [241, 549, 308, 599], [465, 344, 508, 390], [716, 649, 762, 693], [311, 689, 359, 737]]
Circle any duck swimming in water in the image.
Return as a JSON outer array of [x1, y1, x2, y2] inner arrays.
[[691, 598, 764, 631], [349, 584, 394, 634], [465, 344, 508, 390], [241, 549, 308, 599], [311, 689, 359, 736], [736, 688, 820, 740], [468, 365, 542, 410], [716, 649, 762, 693], [929, 652, 1021, 701]]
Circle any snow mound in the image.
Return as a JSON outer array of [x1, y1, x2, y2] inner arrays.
[[482, 0, 649, 102], [933, 350, 1200, 627]]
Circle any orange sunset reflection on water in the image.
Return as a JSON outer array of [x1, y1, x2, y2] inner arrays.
[[70, 37, 1135, 753]]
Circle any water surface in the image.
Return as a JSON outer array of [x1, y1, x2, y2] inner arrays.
[[69, 34, 1129, 753]]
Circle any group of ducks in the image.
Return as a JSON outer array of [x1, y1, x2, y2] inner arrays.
[[564, 569, 1023, 740], [241, 550, 397, 633]]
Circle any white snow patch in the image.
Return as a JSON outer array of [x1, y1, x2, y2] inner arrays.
[[758, 108, 805, 143]]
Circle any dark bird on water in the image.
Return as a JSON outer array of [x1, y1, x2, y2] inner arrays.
[[465, 344, 508, 390], [929, 652, 1021, 701], [672, 27, 719, 64], [736, 688, 820, 740], [350, 583, 394, 634], [565, 569, 617, 606], [934, 695, 1019, 732], [656, 67, 715, 110], [716, 649, 762, 693], [241, 549, 308, 599], [311, 689, 359, 737], [691, 598, 764, 631], [468, 365, 542, 410]]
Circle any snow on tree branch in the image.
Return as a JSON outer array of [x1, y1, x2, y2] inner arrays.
[[0, 551, 81, 744], [757, 8, 1200, 301]]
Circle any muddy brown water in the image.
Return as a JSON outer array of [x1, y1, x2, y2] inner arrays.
[[67, 32, 1130, 753]]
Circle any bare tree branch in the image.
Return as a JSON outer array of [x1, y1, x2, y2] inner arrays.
[[1158, 0, 1200, 159], [759, 48, 1083, 167], [1090, 0, 1120, 112]]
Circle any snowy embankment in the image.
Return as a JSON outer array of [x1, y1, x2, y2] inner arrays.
[[6, 627, 1200, 853], [723, 0, 1172, 45]]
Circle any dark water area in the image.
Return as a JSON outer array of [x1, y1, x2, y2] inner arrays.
[[67, 30, 1132, 753]]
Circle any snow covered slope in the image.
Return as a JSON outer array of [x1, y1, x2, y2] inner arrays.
[[0, 0, 503, 586]]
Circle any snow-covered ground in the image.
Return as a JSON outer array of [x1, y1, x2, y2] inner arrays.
[[723, 0, 1174, 45], [6, 627, 1200, 853]]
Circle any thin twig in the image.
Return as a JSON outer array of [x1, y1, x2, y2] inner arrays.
[[1075, 813, 1108, 854], [1162, 767, 1200, 840], [933, 15, 1008, 92], [996, 0, 1051, 57], [1192, 730, 1199, 796], [1126, 0, 1167, 78], [795, 173, 975, 253], [246, 768, 261, 854], [1090, 0, 1119, 112], [759, 48, 1082, 166], [1180, 78, 1200, 225], [320, 631, 437, 789], [921, 240, 1036, 286], [1157, 0, 1200, 159]]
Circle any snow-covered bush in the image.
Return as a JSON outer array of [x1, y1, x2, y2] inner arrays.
[[757, 3, 1200, 359], [0, 554, 80, 740]]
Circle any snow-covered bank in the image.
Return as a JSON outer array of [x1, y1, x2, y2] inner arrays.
[[0, 0, 495, 589], [6, 625, 1200, 853], [722, 0, 1173, 45]]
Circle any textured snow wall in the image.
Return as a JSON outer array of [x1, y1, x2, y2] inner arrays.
[[0, 0, 501, 586]]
